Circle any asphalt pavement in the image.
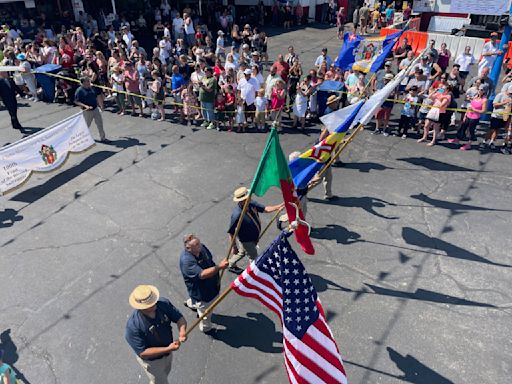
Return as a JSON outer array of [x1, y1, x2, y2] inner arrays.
[[1, 25, 511, 384]]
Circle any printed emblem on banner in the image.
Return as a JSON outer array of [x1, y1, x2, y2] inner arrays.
[[352, 38, 385, 73], [40, 144, 57, 165]]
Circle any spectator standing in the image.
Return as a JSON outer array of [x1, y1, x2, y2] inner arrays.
[[454, 85, 487, 150], [111, 66, 126, 115], [479, 32, 502, 76], [199, 67, 217, 130], [124, 62, 143, 117], [437, 43, 451, 73], [359, 3, 370, 35], [315, 47, 332, 69], [455, 46, 476, 82]]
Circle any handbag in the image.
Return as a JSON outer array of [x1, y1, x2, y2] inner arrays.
[[426, 106, 440, 121]]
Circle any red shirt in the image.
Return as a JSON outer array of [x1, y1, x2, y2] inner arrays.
[[271, 61, 290, 82], [215, 99, 225, 110]]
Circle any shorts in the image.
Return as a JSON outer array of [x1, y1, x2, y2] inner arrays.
[[128, 93, 142, 105], [255, 111, 266, 124], [215, 110, 225, 120], [459, 71, 469, 79], [173, 93, 183, 104], [418, 112, 427, 120], [244, 102, 255, 119], [490, 116, 506, 130], [375, 107, 392, 120]]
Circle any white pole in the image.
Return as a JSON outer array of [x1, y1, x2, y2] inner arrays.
[[111, 0, 117, 16]]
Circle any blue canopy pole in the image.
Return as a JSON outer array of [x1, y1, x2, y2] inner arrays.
[[484, 6, 512, 121]]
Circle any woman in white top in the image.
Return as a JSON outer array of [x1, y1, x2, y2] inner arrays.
[[184, 13, 195, 47], [251, 65, 264, 88], [225, 53, 238, 72]]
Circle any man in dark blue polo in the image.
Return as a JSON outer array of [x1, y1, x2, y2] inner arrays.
[[74, 76, 108, 143], [125, 285, 187, 384], [179, 234, 228, 333], [227, 186, 284, 274]]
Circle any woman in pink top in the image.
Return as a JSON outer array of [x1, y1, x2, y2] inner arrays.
[[418, 85, 452, 146], [453, 85, 487, 150], [270, 80, 287, 128]]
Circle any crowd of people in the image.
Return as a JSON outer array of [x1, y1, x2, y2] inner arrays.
[[1, 2, 512, 154]]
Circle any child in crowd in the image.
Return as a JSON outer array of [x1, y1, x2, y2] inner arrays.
[[214, 92, 226, 131], [216, 30, 226, 59], [150, 70, 165, 121], [292, 81, 309, 130], [396, 86, 419, 139], [224, 85, 236, 131], [270, 80, 286, 128], [181, 82, 199, 125], [111, 66, 126, 115], [254, 88, 268, 131], [235, 95, 246, 132], [417, 96, 434, 134]]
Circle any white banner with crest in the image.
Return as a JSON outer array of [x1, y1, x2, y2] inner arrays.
[[0, 112, 95, 195]]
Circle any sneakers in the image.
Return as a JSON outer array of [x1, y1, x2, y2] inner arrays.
[[448, 138, 459, 144], [460, 143, 471, 151], [382, 131, 389, 137], [228, 266, 243, 275], [401, 134, 407, 139], [206, 122, 215, 130], [501, 145, 512, 155], [200, 121, 209, 127], [371, 129, 382, 135]]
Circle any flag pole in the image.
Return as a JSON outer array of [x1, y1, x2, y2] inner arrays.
[[184, 284, 234, 337], [219, 130, 276, 282], [219, 197, 251, 282]]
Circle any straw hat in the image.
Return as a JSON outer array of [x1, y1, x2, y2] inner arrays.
[[327, 95, 340, 105], [233, 186, 250, 202], [129, 285, 160, 310]]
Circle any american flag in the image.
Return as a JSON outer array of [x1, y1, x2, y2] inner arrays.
[[231, 232, 348, 384]]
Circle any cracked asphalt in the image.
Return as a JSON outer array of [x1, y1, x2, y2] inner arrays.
[[1, 26, 512, 384]]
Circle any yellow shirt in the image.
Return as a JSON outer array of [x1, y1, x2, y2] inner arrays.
[[372, 10, 380, 21]]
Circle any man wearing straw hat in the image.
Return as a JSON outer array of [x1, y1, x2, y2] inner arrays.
[[126, 285, 187, 384], [180, 234, 229, 334], [227, 186, 284, 274]]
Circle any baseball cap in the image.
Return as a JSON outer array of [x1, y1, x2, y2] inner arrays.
[[244, 68, 252, 75]]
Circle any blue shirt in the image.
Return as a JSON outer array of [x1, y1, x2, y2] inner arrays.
[[75, 86, 98, 108], [171, 73, 186, 91], [228, 201, 265, 243], [180, 245, 219, 303], [125, 299, 183, 359]]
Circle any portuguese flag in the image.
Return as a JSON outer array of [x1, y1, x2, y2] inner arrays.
[[250, 128, 315, 255]]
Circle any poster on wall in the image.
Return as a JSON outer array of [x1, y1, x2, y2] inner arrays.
[[412, 0, 435, 13], [451, 0, 510, 15]]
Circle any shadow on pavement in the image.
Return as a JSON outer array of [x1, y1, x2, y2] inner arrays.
[[410, 193, 512, 213], [0, 209, 23, 228], [402, 227, 512, 268], [397, 157, 482, 172], [364, 284, 496, 308], [0, 329, 31, 384], [309, 196, 399, 220], [211, 312, 283, 353], [10, 150, 117, 204], [342, 162, 394, 173], [387, 347, 455, 384], [310, 224, 362, 244]]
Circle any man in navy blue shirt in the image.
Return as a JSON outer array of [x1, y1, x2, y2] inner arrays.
[[75, 76, 108, 143], [170, 65, 187, 122], [179, 234, 228, 333], [227, 186, 284, 274], [125, 285, 187, 384]]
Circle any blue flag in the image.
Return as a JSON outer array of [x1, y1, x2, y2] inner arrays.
[[289, 101, 364, 189], [335, 30, 403, 73]]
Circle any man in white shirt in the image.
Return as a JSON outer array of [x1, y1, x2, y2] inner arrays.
[[478, 32, 502, 76], [184, 13, 195, 47], [159, 37, 172, 64], [455, 46, 476, 80], [238, 68, 259, 124], [173, 12, 184, 40], [122, 26, 134, 50], [315, 48, 332, 69]]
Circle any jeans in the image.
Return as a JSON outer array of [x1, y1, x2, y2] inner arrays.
[[201, 101, 214, 122]]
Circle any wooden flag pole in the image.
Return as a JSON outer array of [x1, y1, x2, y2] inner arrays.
[[219, 195, 251, 282], [258, 206, 284, 241], [184, 284, 234, 337]]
